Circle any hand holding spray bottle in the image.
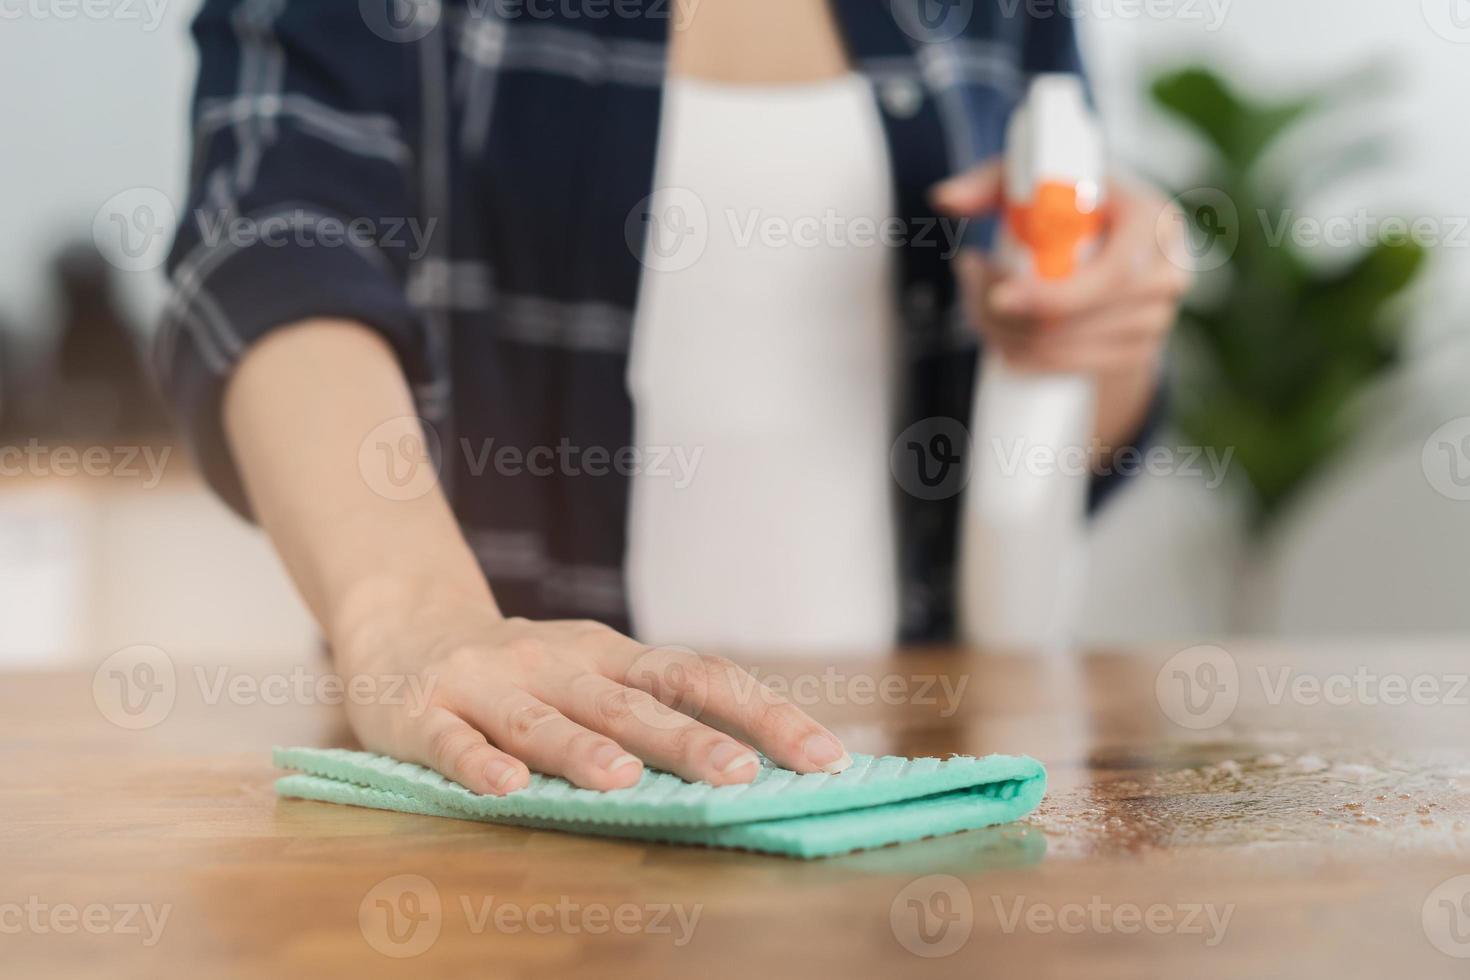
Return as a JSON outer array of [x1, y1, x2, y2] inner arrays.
[[958, 74, 1106, 651]]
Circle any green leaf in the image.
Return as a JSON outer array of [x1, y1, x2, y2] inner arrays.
[[1154, 63, 1426, 531], [1151, 68, 1313, 171]]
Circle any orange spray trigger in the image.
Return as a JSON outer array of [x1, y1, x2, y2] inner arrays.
[[1004, 181, 1105, 281]]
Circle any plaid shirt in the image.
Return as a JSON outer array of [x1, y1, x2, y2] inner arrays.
[[155, 0, 1157, 641]]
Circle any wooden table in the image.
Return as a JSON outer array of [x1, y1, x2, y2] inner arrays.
[[6, 641, 1470, 978]]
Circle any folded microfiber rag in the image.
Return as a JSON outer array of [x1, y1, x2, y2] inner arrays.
[[274, 747, 1046, 859]]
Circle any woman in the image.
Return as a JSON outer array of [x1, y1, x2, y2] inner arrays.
[[156, 0, 1184, 797]]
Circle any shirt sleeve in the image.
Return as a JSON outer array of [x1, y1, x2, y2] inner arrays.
[[153, 0, 436, 519]]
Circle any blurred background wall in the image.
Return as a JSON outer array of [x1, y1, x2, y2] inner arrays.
[[0, 0, 1466, 665], [1083, 0, 1470, 641]]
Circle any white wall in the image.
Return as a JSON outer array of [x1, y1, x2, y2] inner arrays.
[[0, 0, 196, 344], [1078, 0, 1470, 641], [1083, 0, 1470, 341]]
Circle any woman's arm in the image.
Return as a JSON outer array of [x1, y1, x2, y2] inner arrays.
[[224, 318, 492, 629], [223, 318, 852, 795]]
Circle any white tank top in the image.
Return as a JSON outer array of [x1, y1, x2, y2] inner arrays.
[[626, 73, 900, 653]]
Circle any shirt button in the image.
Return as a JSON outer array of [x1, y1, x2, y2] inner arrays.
[[879, 77, 925, 119]]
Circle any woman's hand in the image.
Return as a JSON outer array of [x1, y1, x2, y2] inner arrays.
[[932, 161, 1191, 376], [333, 579, 853, 796]]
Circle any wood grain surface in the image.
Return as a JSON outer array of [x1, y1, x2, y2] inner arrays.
[[6, 641, 1470, 978]]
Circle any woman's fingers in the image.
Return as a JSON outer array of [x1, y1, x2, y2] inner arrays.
[[410, 706, 530, 796], [607, 644, 851, 775], [555, 673, 761, 785], [930, 160, 1004, 216], [406, 620, 853, 793], [971, 178, 1191, 325], [455, 686, 644, 791], [996, 301, 1176, 373]]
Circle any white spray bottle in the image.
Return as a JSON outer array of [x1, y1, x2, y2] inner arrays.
[[958, 73, 1106, 651]]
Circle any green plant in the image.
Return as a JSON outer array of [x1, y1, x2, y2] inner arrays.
[[1151, 66, 1427, 530]]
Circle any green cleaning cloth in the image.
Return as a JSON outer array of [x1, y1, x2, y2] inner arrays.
[[274, 747, 1046, 859]]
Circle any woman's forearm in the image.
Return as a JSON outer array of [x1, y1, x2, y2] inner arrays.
[[222, 318, 493, 641]]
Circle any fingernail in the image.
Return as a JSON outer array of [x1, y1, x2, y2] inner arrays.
[[594, 744, 642, 774], [709, 742, 759, 775], [802, 734, 851, 774], [485, 761, 520, 793]]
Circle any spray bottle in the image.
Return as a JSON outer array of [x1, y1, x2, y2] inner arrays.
[[958, 73, 1106, 651]]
